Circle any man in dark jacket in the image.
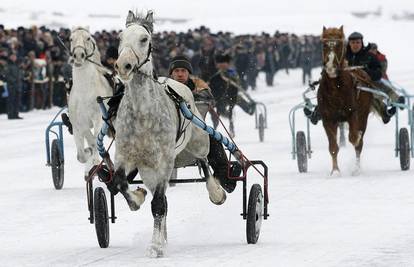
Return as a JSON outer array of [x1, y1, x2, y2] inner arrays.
[[346, 32, 403, 120], [169, 55, 240, 193], [6, 51, 23, 119]]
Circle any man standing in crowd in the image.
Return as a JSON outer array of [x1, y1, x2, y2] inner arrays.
[[5, 51, 23, 119]]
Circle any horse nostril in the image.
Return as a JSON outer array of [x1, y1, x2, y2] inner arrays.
[[74, 54, 77, 59], [81, 52, 85, 59], [115, 63, 119, 70], [125, 63, 132, 71]]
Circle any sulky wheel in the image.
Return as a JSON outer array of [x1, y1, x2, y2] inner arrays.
[[246, 184, 264, 244], [51, 139, 64, 190], [94, 187, 110, 248], [399, 128, 410, 171], [296, 131, 308, 173], [258, 113, 265, 142]]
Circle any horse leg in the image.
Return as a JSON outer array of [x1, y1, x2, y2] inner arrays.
[[147, 184, 168, 258], [111, 167, 146, 211], [73, 130, 88, 164], [323, 120, 340, 175], [349, 114, 367, 176], [84, 130, 99, 177], [200, 159, 226, 205]]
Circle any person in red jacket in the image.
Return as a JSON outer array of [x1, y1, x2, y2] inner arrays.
[[369, 43, 388, 80]]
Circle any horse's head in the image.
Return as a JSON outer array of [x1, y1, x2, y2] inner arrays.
[[321, 26, 345, 78], [116, 10, 154, 81], [70, 26, 97, 67]]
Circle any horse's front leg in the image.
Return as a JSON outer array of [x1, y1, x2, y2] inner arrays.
[[322, 120, 340, 175], [147, 184, 168, 258]]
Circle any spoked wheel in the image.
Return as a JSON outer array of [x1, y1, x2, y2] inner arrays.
[[246, 184, 264, 244], [51, 139, 64, 190], [258, 114, 265, 142], [399, 128, 410, 171], [94, 187, 110, 248], [296, 131, 308, 173]]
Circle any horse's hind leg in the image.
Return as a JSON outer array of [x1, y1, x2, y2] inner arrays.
[[111, 168, 146, 211], [322, 121, 340, 175], [200, 159, 226, 205], [147, 184, 168, 258]]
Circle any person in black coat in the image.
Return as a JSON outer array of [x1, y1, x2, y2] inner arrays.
[[6, 51, 23, 119]]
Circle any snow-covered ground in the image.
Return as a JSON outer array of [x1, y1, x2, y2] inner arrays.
[[2, 1, 414, 266], [1, 67, 414, 266]]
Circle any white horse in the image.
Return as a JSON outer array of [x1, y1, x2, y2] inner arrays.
[[111, 11, 226, 257], [69, 27, 113, 177]]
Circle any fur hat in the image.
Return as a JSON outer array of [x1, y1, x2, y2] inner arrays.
[[168, 55, 193, 74], [215, 53, 231, 63]]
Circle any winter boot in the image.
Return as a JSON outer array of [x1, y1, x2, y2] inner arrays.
[[61, 113, 73, 135], [207, 136, 237, 193]]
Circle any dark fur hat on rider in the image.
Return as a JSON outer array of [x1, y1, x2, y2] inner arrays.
[[168, 55, 193, 74]]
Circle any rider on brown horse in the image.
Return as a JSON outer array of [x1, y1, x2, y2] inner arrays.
[[305, 31, 405, 124]]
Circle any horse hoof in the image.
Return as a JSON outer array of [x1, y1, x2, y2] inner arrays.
[[207, 179, 227, 205], [330, 169, 341, 177], [209, 194, 226, 205], [146, 244, 165, 258], [125, 188, 146, 211], [352, 167, 361, 176]]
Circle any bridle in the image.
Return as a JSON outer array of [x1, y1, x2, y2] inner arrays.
[[118, 23, 153, 73], [321, 37, 345, 70], [70, 27, 96, 61]]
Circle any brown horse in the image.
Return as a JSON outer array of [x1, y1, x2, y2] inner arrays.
[[318, 26, 373, 175]]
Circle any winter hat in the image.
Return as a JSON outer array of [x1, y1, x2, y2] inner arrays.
[[105, 46, 118, 60], [168, 55, 193, 74], [215, 53, 231, 63], [348, 32, 363, 40]]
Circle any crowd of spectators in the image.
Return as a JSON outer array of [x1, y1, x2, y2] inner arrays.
[[0, 24, 322, 119]]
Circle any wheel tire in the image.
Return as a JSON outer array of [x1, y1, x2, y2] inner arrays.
[[296, 131, 308, 173], [258, 114, 265, 142], [399, 128, 410, 171], [51, 139, 64, 190], [94, 187, 110, 248], [246, 184, 264, 244]]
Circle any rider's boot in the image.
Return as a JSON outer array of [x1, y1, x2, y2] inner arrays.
[[61, 113, 73, 135], [207, 136, 237, 193], [382, 105, 396, 124], [304, 106, 321, 125]]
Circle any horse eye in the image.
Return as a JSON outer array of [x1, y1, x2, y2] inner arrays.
[[69, 38, 72, 42], [141, 38, 148, 43], [87, 37, 91, 41]]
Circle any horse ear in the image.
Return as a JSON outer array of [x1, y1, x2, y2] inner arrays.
[[143, 10, 154, 33], [126, 10, 136, 26], [339, 25, 344, 34], [323, 26, 326, 32], [146, 10, 154, 23]]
